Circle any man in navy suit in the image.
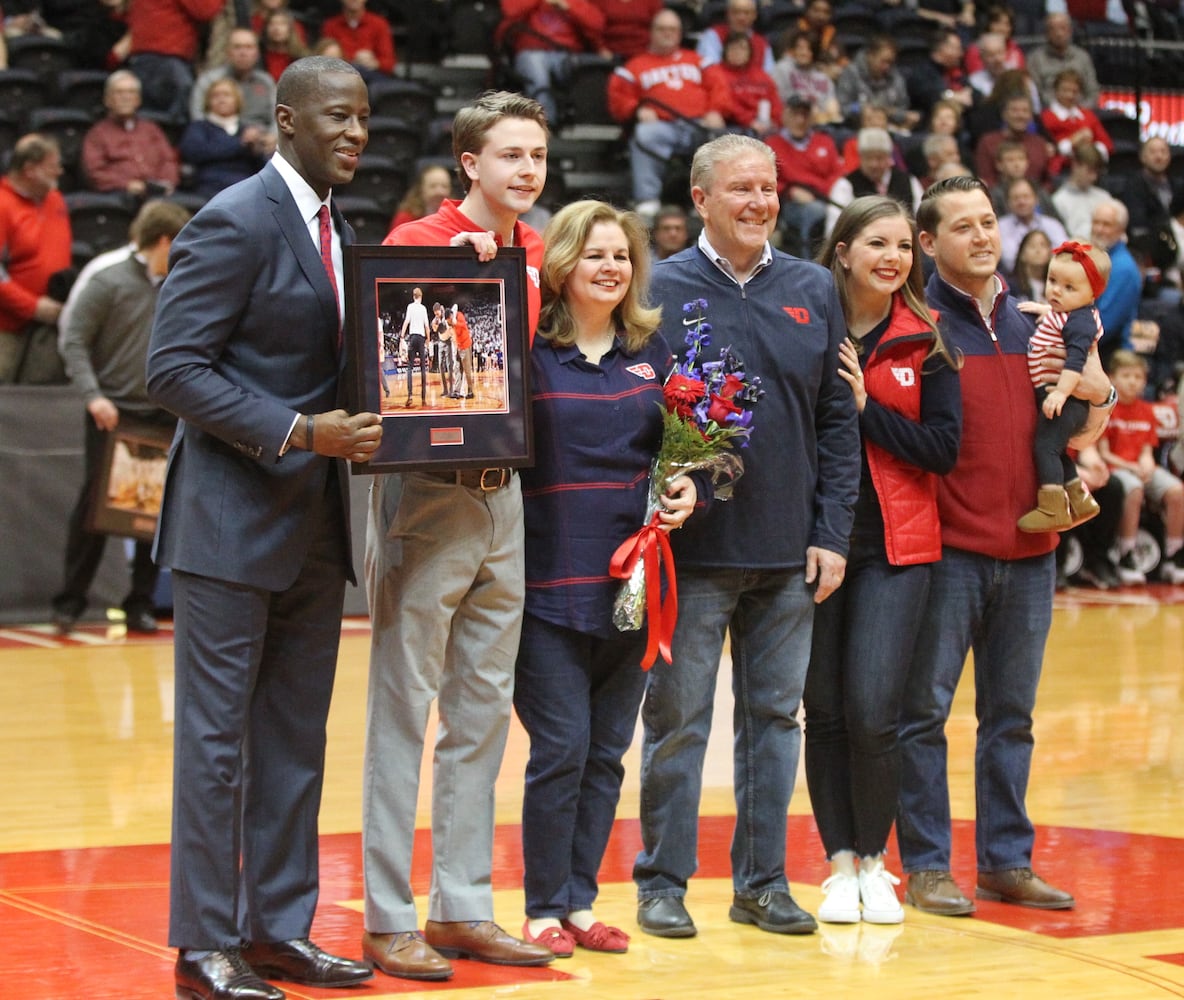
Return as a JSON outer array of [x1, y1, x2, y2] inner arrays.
[[146, 56, 383, 1000]]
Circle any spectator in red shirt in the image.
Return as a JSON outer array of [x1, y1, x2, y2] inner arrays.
[[389, 162, 454, 231], [260, 9, 309, 82], [1099, 349, 1184, 584], [1040, 69, 1113, 179], [127, 0, 223, 125], [319, 0, 395, 79], [705, 32, 781, 136], [607, 7, 729, 220], [496, 0, 604, 125], [0, 133, 71, 384], [599, 0, 663, 60], [251, 0, 307, 46], [764, 94, 841, 258]]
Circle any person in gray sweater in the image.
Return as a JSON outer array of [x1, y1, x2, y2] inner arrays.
[[52, 199, 191, 634]]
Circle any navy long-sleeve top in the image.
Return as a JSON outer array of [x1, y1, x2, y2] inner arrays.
[[650, 246, 860, 569], [178, 119, 265, 199], [521, 332, 710, 637]]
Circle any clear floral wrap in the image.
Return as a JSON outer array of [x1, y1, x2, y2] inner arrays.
[[610, 299, 763, 668]]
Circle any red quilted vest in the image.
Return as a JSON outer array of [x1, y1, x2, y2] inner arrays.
[[862, 295, 943, 566]]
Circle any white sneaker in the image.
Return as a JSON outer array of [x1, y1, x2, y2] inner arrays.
[[1117, 551, 1146, 585], [818, 872, 861, 923], [858, 858, 904, 924]]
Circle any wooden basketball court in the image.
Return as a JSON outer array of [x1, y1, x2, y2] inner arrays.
[[3, 584, 1184, 999]]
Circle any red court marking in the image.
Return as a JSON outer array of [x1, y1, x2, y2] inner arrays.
[[1151, 954, 1184, 967], [4, 815, 1184, 1000]]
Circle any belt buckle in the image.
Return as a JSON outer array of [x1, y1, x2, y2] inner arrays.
[[479, 467, 508, 492]]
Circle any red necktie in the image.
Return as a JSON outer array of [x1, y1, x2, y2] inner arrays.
[[317, 204, 341, 344]]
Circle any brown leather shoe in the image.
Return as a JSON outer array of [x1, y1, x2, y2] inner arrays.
[[905, 871, 976, 916], [976, 868, 1074, 909], [361, 930, 452, 981], [423, 920, 554, 966]]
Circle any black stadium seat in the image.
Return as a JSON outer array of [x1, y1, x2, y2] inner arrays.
[[54, 69, 109, 117], [336, 195, 393, 244], [0, 69, 45, 129], [351, 153, 408, 216], [6, 35, 75, 86], [64, 191, 136, 253]]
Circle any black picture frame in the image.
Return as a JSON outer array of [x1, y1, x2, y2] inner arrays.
[[344, 245, 533, 475], [84, 417, 173, 542]]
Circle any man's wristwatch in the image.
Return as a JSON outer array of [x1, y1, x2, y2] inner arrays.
[[1093, 384, 1118, 408]]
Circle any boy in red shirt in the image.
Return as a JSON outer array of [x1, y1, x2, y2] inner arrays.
[[1099, 350, 1184, 584], [360, 91, 552, 982]]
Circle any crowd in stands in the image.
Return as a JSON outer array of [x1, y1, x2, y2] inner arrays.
[[2, 0, 1184, 587]]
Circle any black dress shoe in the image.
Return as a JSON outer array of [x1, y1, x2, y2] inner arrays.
[[175, 949, 284, 1000], [729, 890, 817, 934], [242, 938, 373, 987], [125, 608, 159, 633], [636, 896, 696, 938]]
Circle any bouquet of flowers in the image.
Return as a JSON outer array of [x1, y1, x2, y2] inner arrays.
[[610, 298, 763, 668]]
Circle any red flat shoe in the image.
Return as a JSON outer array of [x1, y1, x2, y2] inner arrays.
[[560, 920, 630, 953], [521, 920, 574, 958]]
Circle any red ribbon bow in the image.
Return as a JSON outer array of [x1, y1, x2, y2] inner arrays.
[[608, 514, 679, 670], [1051, 240, 1107, 299]]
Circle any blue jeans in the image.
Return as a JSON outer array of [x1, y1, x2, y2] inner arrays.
[[514, 50, 571, 124], [804, 550, 931, 859], [128, 53, 194, 125], [634, 568, 814, 900], [629, 119, 704, 204], [514, 612, 648, 917], [778, 199, 828, 260], [896, 547, 1054, 874]]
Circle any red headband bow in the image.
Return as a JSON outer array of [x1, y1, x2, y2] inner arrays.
[[1052, 241, 1106, 300]]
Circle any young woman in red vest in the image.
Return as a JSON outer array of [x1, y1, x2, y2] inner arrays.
[[804, 196, 962, 925]]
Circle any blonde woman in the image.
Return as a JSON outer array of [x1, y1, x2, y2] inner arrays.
[[516, 200, 704, 957]]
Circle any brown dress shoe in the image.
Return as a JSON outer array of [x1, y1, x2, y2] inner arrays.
[[423, 920, 554, 966], [976, 868, 1074, 909], [905, 871, 976, 916], [361, 930, 452, 981]]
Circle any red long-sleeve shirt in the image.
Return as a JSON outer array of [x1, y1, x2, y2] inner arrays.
[[320, 10, 397, 74], [607, 48, 730, 123], [0, 178, 71, 331], [81, 117, 181, 194], [384, 199, 544, 340], [1040, 102, 1114, 176], [497, 0, 604, 53], [128, 0, 223, 60], [601, 0, 663, 58], [764, 129, 843, 198], [704, 60, 780, 129]]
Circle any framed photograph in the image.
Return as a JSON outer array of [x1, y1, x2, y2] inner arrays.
[[85, 417, 174, 541], [345, 244, 534, 475]]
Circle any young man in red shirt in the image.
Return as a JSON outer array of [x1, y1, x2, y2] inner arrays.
[[360, 91, 551, 982]]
